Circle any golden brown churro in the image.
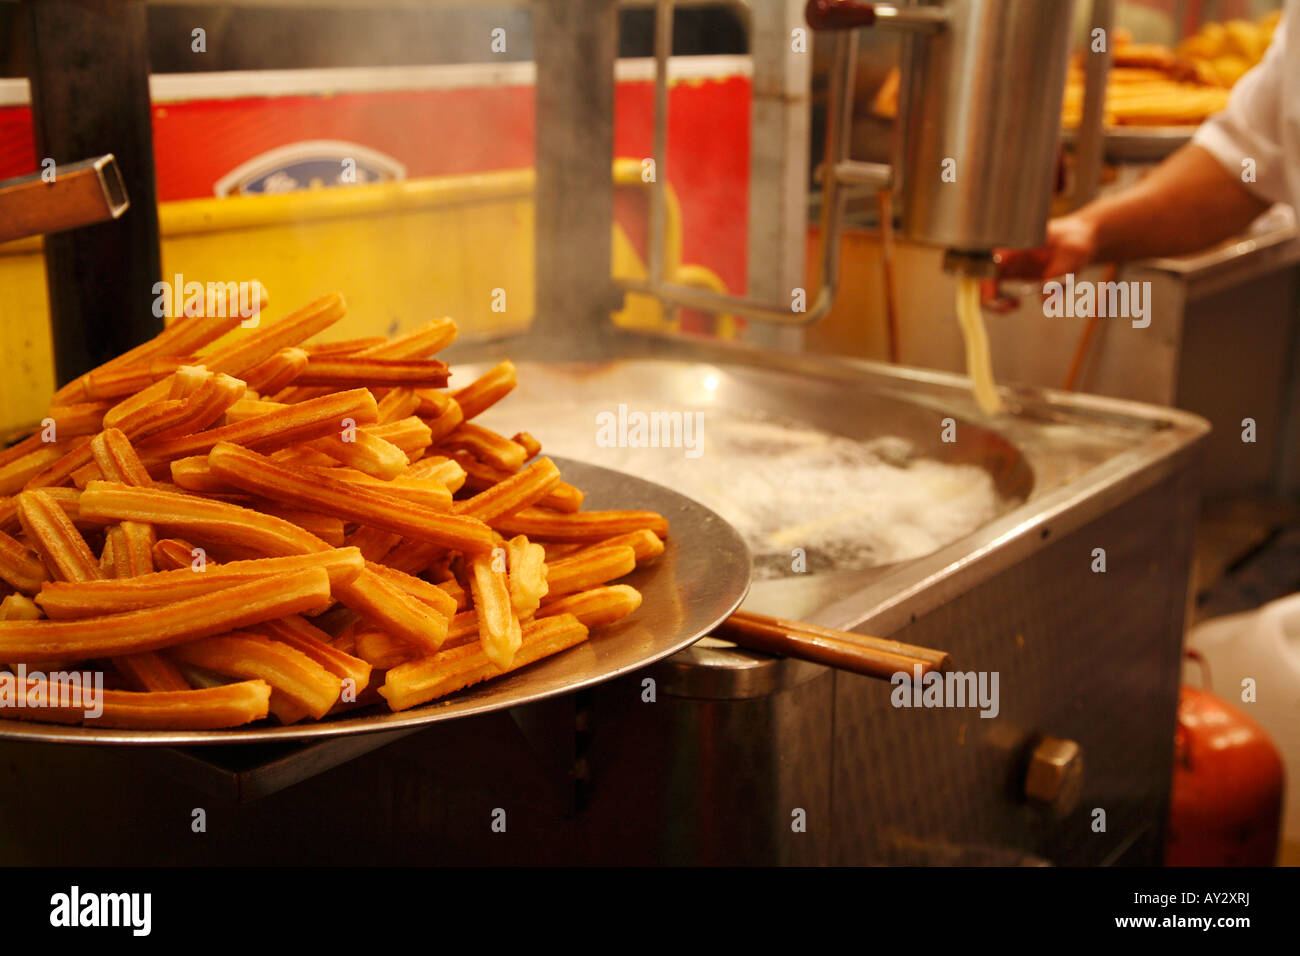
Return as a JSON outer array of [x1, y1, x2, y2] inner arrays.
[[90, 429, 154, 487], [452, 361, 516, 421], [0, 568, 331, 662], [467, 550, 521, 668], [17, 490, 104, 583], [207, 442, 495, 554], [454, 457, 562, 522], [436, 423, 527, 471], [537, 585, 643, 628], [379, 613, 589, 712], [0, 530, 49, 595], [169, 632, 343, 719], [293, 357, 449, 389], [35, 550, 364, 619], [495, 508, 669, 542], [0, 678, 273, 729]]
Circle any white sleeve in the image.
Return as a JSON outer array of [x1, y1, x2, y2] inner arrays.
[[1192, 20, 1289, 204]]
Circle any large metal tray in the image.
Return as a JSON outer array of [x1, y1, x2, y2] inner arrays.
[[1062, 124, 1194, 163], [0, 457, 750, 746]]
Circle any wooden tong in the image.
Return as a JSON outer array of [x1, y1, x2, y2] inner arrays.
[[713, 609, 950, 681]]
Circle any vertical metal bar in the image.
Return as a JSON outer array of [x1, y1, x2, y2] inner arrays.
[[532, 0, 620, 358], [648, 0, 673, 287], [21, 0, 164, 386], [1072, 0, 1114, 210], [745, 0, 813, 350], [819, 31, 856, 298]]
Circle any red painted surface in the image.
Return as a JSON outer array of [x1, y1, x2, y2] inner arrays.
[[0, 73, 750, 294]]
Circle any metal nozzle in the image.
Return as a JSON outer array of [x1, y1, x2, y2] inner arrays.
[[942, 249, 997, 278]]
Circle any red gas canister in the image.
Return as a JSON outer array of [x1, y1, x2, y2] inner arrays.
[[1165, 684, 1285, 866]]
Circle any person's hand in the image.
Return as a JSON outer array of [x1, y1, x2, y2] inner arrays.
[[982, 214, 1100, 312]]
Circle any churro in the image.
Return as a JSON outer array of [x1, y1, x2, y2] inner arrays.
[[35, 549, 363, 619], [436, 423, 527, 471], [90, 429, 153, 487], [0, 568, 331, 662], [454, 457, 562, 523], [352, 629, 419, 670], [376, 387, 420, 424], [251, 615, 372, 691], [512, 431, 541, 459], [467, 550, 521, 668], [293, 357, 449, 389], [46, 401, 114, 438], [332, 566, 450, 653], [495, 508, 669, 542], [207, 442, 495, 554], [202, 291, 346, 378], [570, 529, 666, 563], [79, 481, 329, 556], [107, 521, 156, 578], [304, 430, 408, 479], [0, 534, 47, 596], [537, 585, 643, 628], [17, 490, 104, 582], [0, 446, 64, 496], [452, 361, 516, 421], [242, 347, 308, 394], [134, 387, 379, 467], [169, 632, 343, 719], [0, 678, 272, 729], [406, 456, 466, 492], [506, 535, 548, 616], [379, 613, 589, 712], [542, 545, 638, 599]]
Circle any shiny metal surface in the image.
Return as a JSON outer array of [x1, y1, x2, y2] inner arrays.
[[1071, 0, 1114, 209], [466, 339, 1206, 637], [0, 457, 750, 746], [899, 0, 1074, 252], [1062, 125, 1195, 164]]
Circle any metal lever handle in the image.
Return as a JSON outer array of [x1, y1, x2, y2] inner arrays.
[[806, 0, 947, 32], [0, 154, 129, 245]]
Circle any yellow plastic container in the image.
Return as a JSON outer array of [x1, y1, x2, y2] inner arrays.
[[0, 162, 728, 432]]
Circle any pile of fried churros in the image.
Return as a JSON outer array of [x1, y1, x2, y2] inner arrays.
[[0, 291, 666, 730]]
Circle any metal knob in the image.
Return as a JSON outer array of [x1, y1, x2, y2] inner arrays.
[[1025, 736, 1084, 812]]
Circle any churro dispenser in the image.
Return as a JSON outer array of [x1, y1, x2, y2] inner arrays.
[[806, 0, 1075, 273]]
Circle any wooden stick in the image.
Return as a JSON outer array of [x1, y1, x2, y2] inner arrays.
[[714, 609, 950, 681]]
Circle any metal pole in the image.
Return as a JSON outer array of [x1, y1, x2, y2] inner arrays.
[[1072, 0, 1115, 210], [648, 0, 673, 287], [532, 0, 621, 358], [21, 0, 164, 386]]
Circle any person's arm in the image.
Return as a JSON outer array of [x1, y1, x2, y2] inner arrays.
[[1044, 143, 1270, 273], [1003, 15, 1288, 281]]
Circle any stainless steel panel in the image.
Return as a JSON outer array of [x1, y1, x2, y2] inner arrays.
[[830, 468, 1198, 865]]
